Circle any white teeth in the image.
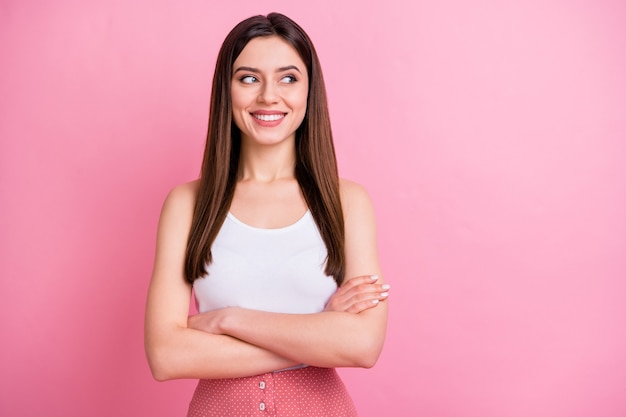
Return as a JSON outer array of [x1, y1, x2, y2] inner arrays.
[[254, 113, 284, 121]]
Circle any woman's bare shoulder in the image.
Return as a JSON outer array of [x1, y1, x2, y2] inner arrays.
[[160, 180, 199, 219], [339, 177, 373, 212], [164, 180, 199, 204]]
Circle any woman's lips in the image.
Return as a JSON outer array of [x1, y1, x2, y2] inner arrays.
[[251, 111, 286, 126]]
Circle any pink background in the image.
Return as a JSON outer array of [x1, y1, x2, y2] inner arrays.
[[1, 1, 625, 416]]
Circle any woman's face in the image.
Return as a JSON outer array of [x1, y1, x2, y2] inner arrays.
[[231, 36, 309, 148]]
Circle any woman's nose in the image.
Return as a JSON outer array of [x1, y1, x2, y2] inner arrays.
[[258, 82, 279, 104]]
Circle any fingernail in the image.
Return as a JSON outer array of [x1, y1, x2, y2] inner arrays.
[[380, 292, 389, 297], [370, 275, 379, 281], [382, 284, 391, 290], [372, 299, 380, 304]]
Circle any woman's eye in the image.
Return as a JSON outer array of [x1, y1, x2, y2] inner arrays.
[[240, 75, 257, 84], [280, 75, 296, 84]]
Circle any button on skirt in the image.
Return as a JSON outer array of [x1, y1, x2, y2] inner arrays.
[[187, 366, 358, 417]]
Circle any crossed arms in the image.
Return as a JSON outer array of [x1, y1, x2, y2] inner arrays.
[[144, 180, 389, 381]]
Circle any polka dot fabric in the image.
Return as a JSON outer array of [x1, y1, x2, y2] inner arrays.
[[187, 366, 358, 417]]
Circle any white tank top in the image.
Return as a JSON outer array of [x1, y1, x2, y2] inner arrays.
[[193, 211, 338, 314]]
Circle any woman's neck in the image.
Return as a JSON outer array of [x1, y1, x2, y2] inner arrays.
[[238, 140, 297, 182]]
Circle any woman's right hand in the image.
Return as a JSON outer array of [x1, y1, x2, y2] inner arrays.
[[324, 275, 390, 314]]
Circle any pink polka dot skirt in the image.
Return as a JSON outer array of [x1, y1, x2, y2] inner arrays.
[[187, 366, 358, 417]]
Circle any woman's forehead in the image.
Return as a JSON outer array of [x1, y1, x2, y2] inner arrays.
[[234, 36, 305, 71]]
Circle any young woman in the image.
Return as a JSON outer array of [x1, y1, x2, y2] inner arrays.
[[144, 13, 390, 417]]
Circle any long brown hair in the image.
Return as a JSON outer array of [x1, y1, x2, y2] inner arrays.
[[185, 13, 345, 285]]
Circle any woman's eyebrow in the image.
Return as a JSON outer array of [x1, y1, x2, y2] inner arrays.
[[277, 65, 302, 74], [233, 66, 259, 74], [233, 65, 302, 74]]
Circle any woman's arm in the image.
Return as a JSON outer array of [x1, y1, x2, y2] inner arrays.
[[191, 180, 389, 369], [144, 183, 299, 381]]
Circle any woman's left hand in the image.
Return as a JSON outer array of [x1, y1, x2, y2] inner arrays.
[[188, 308, 231, 334]]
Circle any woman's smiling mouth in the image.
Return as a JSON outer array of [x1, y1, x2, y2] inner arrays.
[[251, 111, 287, 126], [252, 113, 286, 122]]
